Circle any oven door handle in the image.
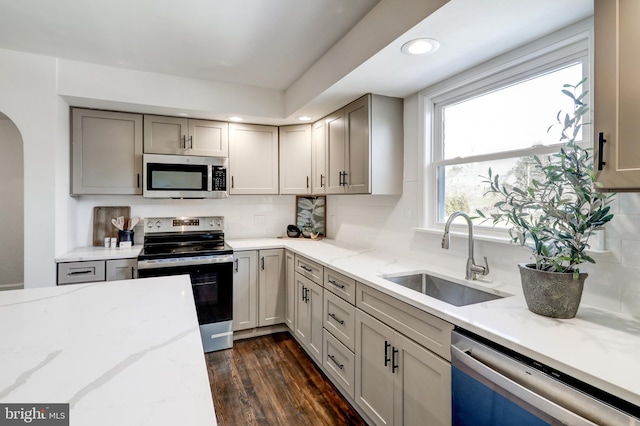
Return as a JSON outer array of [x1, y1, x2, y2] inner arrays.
[[137, 254, 234, 270]]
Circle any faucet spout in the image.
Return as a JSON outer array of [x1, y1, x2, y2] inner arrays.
[[441, 211, 489, 280]]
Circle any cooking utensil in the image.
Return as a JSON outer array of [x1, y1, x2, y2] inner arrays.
[[128, 216, 140, 230], [111, 218, 122, 231]]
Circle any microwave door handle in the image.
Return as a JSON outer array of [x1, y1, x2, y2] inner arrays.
[[207, 165, 213, 192]]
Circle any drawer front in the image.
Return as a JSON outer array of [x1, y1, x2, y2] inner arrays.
[[57, 261, 106, 285], [324, 268, 356, 305], [356, 282, 453, 361], [323, 290, 355, 352], [322, 328, 355, 399], [295, 254, 323, 284]]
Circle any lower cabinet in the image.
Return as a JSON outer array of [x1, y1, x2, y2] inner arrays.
[[294, 273, 323, 364], [323, 328, 356, 398], [284, 250, 295, 331], [233, 249, 285, 331], [57, 259, 137, 285], [355, 309, 451, 426]]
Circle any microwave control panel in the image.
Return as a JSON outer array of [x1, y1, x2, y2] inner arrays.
[[212, 166, 227, 191]]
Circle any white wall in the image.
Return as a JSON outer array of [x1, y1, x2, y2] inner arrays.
[[327, 94, 640, 319], [0, 117, 24, 287]]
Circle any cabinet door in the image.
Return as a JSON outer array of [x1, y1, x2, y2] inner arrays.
[[355, 309, 395, 426], [345, 95, 370, 194], [106, 259, 137, 281], [188, 119, 229, 157], [307, 280, 324, 364], [71, 109, 143, 195], [394, 333, 451, 426], [594, 0, 640, 189], [57, 260, 105, 285], [279, 124, 312, 194], [258, 249, 284, 326], [233, 251, 258, 331], [143, 115, 188, 155], [284, 250, 295, 331], [229, 123, 279, 194], [325, 110, 347, 194], [294, 273, 312, 344], [311, 119, 327, 194]]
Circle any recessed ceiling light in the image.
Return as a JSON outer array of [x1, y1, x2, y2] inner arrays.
[[297, 116, 312, 122], [228, 116, 244, 122], [401, 38, 440, 56], [178, 113, 189, 116]]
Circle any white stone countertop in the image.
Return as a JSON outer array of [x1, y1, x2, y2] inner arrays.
[[0, 276, 217, 426], [228, 237, 640, 409], [55, 246, 143, 262]]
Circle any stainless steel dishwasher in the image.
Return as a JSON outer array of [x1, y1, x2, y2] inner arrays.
[[451, 329, 640, 426]]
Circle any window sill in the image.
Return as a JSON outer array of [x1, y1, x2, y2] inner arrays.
[[412, 226, 611, 255]]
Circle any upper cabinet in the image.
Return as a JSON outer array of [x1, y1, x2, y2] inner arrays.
[[229, 123, 279, 194], [143, 115, 228, 157], [321, 94, 403, 195], [279, 124, 312, 195], [594, 0, 640, 190], [311, 119, 327, 194], [71, 108, 143, 195]]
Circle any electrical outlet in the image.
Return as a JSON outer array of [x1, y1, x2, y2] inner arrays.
[[254, 215, 265, 225]]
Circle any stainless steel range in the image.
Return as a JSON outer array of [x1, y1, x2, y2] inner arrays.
[[137, 216, 234, 352]]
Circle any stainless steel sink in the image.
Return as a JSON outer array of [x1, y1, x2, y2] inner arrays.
[[381, 273, 506, 307]]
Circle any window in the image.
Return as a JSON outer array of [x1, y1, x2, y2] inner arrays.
[[423, 30, 590, 231]]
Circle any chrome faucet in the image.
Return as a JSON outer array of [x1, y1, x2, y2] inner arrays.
[[441, 211, 489, 280]]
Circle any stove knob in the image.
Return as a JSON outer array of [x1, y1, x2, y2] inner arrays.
[[146, 220, 154, 228], [155, 220, 162, 228]]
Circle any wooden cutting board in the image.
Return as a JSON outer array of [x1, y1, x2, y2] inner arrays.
[[92, 206, 131, 246]]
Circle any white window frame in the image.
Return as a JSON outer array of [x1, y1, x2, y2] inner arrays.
[[417, 19, 593, 241]]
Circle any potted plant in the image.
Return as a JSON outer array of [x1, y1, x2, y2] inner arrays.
[[476, 78, 614, 318]]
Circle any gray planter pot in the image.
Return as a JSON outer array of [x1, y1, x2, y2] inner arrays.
[[518, 263, 587, 319]]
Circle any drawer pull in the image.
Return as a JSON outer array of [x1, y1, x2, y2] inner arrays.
[[328, 312, 344, 325], [392, 347, 399, 373], [384, 341, 391, 366], [300, 265, 313, 272], [328, 279, 345, 289], [328, 354, 344, 370], [68, 269, 94, 275]]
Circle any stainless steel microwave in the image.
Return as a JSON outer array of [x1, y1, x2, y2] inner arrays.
[[143, 154, 228, 199]]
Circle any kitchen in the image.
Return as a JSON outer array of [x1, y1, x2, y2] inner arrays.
[[2, 0, 640, 424]]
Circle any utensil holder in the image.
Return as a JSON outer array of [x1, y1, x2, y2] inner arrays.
[[118, 230, 135, 246]]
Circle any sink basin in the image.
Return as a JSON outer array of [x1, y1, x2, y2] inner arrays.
[[381, 273, 505, 307]]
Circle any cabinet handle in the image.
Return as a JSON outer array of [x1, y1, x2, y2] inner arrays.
[[234, 259, 239, 273], [189, 135, 193, 149], [182, 135, 186, 149], [302, 286, 308, 303], [137, 173, 140, 188], [68, 269, 94, 276], [392, 347, 399, 373], [343, 171, 348, 186], [327, 354, 344, 370], [306, 176, 310, 189], [320, 174, 324, 188], [231, 176, 235, 189], [261, 257, 265, 271], [328, 312, 344, 325], [305, 287, 310, 303], [339, 171, 344, 186], [300, 265, 312, 273], [598, 132, 607, 171], [328, 279, 345, 289], [131, 266, 135, 278], [384, 341, 391, 366]]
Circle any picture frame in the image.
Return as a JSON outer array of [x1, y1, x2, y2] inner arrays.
[[295, 196, 326, 237]]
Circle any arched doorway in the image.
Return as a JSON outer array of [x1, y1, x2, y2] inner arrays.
[[0, 111, 24, 290]]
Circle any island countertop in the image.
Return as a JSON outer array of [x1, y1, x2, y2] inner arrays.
[[0, 276, 217, 426]]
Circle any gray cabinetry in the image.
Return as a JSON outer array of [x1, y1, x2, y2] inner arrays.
[[279, 124, 312, 195], [58, 258, 136, 285], [258, 249, 285, 326], [143, 115, 228, 157], [294, 272, 323, 364], [284, 250, 295, 330], [106, 259, 137, 281], [233, 251, 258, 331], [71, 108, 143, 195], [229, 123, 279, 194]]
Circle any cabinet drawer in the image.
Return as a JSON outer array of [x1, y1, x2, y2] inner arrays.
[[58, 261, 105, 285], [295, 255, 323, 284], [324, 290, 355, 352], [356, 282, 453, 361], [323, 328, 355, 399], [324, 268, 356, 304]]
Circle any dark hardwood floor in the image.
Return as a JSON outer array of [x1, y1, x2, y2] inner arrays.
[[206, 332, 367, 425]]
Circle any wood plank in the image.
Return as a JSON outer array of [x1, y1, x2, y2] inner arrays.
[[206, 333, 366, 425], [92, 206, 130, 246]]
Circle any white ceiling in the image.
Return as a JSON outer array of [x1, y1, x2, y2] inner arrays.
[[0, 0, 593, 124]]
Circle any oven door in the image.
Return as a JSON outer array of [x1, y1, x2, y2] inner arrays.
[[138, 259, 233, 324]]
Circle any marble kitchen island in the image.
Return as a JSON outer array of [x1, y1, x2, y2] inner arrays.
[[0, 276, 217, 425]]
